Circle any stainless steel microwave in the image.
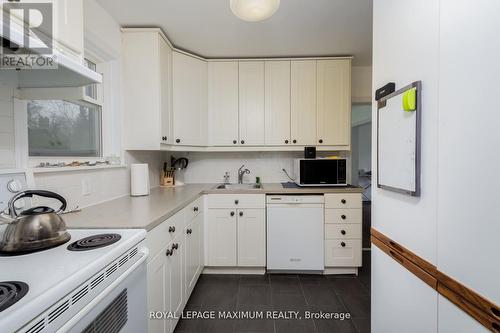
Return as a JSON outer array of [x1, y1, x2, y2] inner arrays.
[[292, 158, 347, 186]]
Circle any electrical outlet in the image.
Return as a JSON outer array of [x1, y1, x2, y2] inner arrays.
[[82, 179, 91, 196]]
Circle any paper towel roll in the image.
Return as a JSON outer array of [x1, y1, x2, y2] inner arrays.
[[131, 163, 150, 196]]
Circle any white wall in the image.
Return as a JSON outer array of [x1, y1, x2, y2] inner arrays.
[[373, 0, 500, 332], [372, 0, 440, 264], [0, 84, 16, 169], [352, 66, 372, 103], [372, 0, 440, 332], [436, 0, 500, 307]]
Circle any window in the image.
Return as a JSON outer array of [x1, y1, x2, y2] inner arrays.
[[27, 57, 104, 158], [84, 58, 98, 100], [28, 100, 102, 157]]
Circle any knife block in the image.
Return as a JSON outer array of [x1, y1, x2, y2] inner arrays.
[[160, 174, 174, 187]]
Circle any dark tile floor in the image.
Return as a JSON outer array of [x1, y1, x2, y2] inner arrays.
[[174, 251, 371, 333]]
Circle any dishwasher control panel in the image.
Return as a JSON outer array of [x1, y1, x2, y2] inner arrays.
[[266, 195, 324, 204]]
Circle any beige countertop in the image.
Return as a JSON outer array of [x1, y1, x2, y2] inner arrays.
[[64, 183, 364, 231]]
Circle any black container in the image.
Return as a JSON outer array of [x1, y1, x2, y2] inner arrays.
[[304, 147, 316, 159]]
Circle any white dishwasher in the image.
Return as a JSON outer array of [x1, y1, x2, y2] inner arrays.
[[266, 195, 324, 272]]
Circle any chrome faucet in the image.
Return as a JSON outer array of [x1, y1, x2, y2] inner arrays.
[[238, 165, 250, 184]]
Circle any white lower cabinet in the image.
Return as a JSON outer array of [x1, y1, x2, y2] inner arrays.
[[207, 209, 237, 266], [146, 197, 204, 333], [324, 193, 362, 270], [184, 212, 203, 297], [206, 194, 266, 268], [237, 209, 266, 267]]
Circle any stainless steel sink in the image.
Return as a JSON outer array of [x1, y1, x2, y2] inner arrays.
[[216, 183, 262, 190]]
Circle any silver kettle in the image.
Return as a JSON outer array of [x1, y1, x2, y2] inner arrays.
[[0, 190, 71, 254]]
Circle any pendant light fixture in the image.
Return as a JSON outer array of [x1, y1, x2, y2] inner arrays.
[[230, 0, 281, 22]]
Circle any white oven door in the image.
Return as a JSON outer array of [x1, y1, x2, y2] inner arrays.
[[57, 258, 148, 333]]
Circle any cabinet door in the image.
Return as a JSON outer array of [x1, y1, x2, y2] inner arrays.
[[239, 61, 265, 145], [147, 251, 168, 333], [208, 61, 239, 146], [237, 209, 266, 267], [317, 59, 351, 146], [122, 31, 161, 150], [173, 52, 208, 146], [160, 37, 173, 144], [291, 60, 317, 145], [184, 217, 201, 298], [207, 209, 237, 266], [56, 0, 84, 57], [265, 61, 291, 145], [167, 236, 183, 324]]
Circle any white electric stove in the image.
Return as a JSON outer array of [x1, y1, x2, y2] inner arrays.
[[0, 227, 148, 333], [0, 171, 150, 333]]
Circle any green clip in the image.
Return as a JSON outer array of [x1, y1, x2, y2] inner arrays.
[[402, 88, 417, 112]]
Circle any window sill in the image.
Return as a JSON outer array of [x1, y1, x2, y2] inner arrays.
[[32, 164, 127, 174]]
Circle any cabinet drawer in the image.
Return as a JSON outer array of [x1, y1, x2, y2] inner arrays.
[[207, 194, 265, 209], [185, 196, 204, 220], [325, 224, 361, 240], [325, 239, 362, 267], [325, 193, 362, 209], [146, 212, 184, 259], [325, 208, 362, 224]]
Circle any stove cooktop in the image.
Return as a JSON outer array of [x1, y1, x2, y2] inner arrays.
[[0, 281, 28, 312], [67, 233, 121, 251]]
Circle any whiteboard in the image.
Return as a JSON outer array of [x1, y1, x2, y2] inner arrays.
[[377, 81, 421, 196]]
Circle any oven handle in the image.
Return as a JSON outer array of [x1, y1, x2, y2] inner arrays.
[[56, 247, 149, 333]]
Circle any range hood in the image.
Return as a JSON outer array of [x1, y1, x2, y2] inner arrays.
[[0, 16, 102, 88]]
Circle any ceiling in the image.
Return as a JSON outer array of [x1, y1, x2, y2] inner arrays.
[[96, 0, 373, 66]]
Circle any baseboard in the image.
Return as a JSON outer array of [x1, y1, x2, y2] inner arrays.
[[202, 267, 266, 275], [324, 267, 359, 275]]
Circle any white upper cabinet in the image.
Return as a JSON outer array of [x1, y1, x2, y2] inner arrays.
[[160, 38, 173, 145], [238, 61, 265, 146], [208, 61, 239, 146], [291, 60, 317, 146], [122, 30, 172, 150], [56, 0, 84, 58], [317, 59, 351, 146], [173, 52, 208, 146], [265, 61, 291, 145], [5, 0, 84, 60]]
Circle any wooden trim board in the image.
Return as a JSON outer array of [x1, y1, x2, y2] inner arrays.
[[371, 228, 500, 332]]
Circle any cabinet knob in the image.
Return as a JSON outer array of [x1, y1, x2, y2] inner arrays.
[[193, 207, 199, 212], [172, 243, 179, 250], [293, 139, 297, 144], [235, 200, 239, 205], [241, 140, 245, 144], [161, 136, 167, 141], [341, 242, 346, 247], [230, 211, 235, 216], [239, 211, 243, 217], [176, 138, 180, 143], [319, 139, 323, 144], [341, 230, 346, 235], [341, 215, 346, 220], [187, 228, 192, 234], [233, 140, 237, 144], [341, 199, 346, 204], [285, 140, 289, 144], [166, 248, 173, 256], [168, 226, 175, 233]]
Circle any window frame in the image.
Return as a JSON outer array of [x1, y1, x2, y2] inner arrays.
[[27, 99, 103, 158]]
